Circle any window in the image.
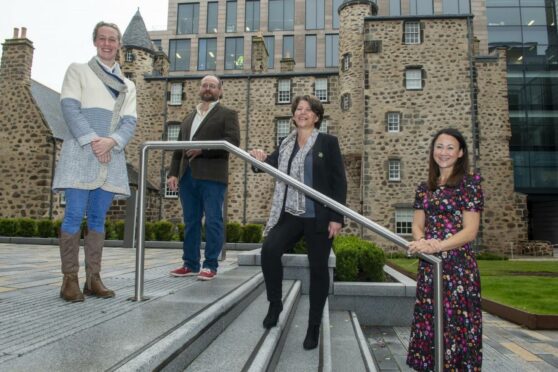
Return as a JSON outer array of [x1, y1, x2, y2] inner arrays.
[[389, 0, 401, 16], [152, 39, 162, 51], [442, 0, 470, 14], [164, 171, 179, 198], [395, 208, 413, 235], [404, 22, 421, 44], [325, 34, 339, 67], [276, 118, 291, 145], [405, 68, 423, 90], [60, 191, 66, 206], [319, 119, 328, 133], [177, 3, 199, 34], [332, 0, 343, 29], [225, 37, 244, 70], [278, 79, 291, 103], [124, 72, 134, 82], [389, 159, 401, 181], [409, 0, 433, 15], [125, 50, 134, 62], [169, 83, 183, 105], [198, 38, 217, 70], [387, 112, 401, 132], [342, 53, 351, 71], [167, 123, 181, 141], [341, 93, 351, 111], [169, 39, 191, 71], [306, 0, 325, 30], [283, 35, 294, 59], [207, 2, 218, 33], [245, 0, 260, 32], [315, 78, 328, 102], [305, 35, 317, 67], [226, 0, 237, 33], [269, 0, 294, 31], [264, 36, 275, 68]]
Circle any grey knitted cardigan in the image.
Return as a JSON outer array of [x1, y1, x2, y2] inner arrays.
[[52, 58, 137, 199]]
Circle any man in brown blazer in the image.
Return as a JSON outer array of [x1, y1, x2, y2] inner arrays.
[[168, 75, 240, 281]]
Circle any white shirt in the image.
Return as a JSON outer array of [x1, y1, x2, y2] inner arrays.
[[95, 56, 118, 73], [190, 100, 219, 140]]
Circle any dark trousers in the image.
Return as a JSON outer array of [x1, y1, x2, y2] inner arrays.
[[261, 213, 332, 325]]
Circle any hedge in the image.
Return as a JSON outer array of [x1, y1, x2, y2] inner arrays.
[[333, 235, 385, 282], [0, 218, 267, 244]]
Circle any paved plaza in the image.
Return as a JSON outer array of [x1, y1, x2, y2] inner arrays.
[[0, 243, 556, 371]]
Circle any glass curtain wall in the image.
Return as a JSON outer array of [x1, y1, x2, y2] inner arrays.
[[487, 0, 558, 192]]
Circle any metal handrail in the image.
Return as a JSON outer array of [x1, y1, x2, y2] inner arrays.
[[132, 140, 444, 371]]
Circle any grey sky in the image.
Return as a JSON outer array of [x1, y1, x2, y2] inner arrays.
[[0, 0, 167, 91]]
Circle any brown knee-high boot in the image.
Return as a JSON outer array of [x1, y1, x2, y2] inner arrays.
[[83, 230, 115, 298], [59, 231, 84, 302]]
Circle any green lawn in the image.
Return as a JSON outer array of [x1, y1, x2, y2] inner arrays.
[[388, 258, 558, 315]]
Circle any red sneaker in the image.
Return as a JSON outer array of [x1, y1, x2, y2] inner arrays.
[[197, 268, 217, 281], [170, 267, 199, 277]]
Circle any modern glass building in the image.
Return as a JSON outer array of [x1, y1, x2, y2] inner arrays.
[[486, 0, 558, 242]]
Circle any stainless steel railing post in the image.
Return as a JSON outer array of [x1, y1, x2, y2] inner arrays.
[[131, 141, 443, 370], [130, 144, 149, 301]]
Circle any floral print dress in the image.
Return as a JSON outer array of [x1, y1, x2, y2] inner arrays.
[[406, 173, 484, 372]]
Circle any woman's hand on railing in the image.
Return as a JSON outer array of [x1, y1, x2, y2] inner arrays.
[[249, 148, 268, 162], [408, 238, 442, 255]]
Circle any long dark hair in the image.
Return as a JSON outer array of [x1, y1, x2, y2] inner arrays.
[[427, 128, 470, 191]]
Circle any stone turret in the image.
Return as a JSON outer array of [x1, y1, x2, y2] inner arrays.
[[337, 0, 377, 152], [120, 9, 167, 200], [337, 0, 377, 232], [0, 27, 34, 87]]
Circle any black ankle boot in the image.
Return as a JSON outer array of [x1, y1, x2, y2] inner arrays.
[[303, 324, 320, 350], [262, 301, 283, 329]]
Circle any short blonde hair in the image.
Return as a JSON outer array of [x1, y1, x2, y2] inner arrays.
[[92, 21, 122, 43]]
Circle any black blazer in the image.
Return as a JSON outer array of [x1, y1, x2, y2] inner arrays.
[[169, 103, 240, 184], [260, 133, 347, 232]]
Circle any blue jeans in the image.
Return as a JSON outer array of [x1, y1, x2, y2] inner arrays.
[[179, 169, 226, 272], [61, 188, 114, 235]]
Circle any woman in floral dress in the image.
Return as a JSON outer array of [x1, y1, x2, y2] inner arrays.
[[406, 128, 484, 371]]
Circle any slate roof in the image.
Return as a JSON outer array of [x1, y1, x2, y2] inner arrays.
[[30, 80, 68, 139], [122, 9, 156, 52]]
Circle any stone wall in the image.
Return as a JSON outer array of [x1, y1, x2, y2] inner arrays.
[[0, 32, 56, 219], [475, 49, 529, 252]]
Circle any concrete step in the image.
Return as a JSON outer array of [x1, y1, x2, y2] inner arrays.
[[0, 265, 264, 371], [330, 310, 379, 372], [274, 296, 331, 372], [183, 280, 299, 372]]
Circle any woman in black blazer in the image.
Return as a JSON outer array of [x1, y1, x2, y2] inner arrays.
[[250, 95, 347, 350]]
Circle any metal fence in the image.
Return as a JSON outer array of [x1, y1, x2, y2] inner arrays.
[[132, 140, 444, 371]]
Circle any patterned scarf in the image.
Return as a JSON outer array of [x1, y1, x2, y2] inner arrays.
[[264, 128, 320, 236], [87, 57, 128, 134]]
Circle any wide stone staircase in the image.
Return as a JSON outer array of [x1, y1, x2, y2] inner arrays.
[[111, 266, 378, 372], [0, 249, 380, 372]]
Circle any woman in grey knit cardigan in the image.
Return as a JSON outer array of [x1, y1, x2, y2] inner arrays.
[[52, 21, 137, 302]]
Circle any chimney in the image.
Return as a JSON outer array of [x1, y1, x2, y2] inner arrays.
[[251, 35, 268, 73], [280, 57, 295, 72], [0, 26, 34, 86]]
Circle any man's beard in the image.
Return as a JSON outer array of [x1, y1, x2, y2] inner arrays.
[[200, 92, 218, 102]]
